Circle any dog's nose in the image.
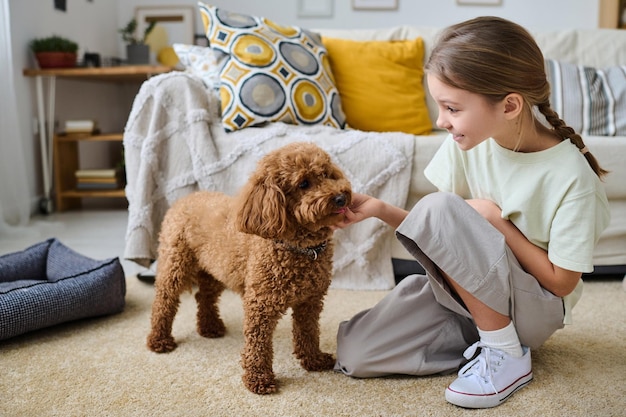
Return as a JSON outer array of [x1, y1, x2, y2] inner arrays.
[[333, 193, 347, 208]]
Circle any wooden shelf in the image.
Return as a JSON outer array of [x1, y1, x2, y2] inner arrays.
[[23, 65, 173, 82], [60, 189, 126, 198], [53, 132, 127, 211], [56, 132, 124, 142], [23, 65, 171, 212]]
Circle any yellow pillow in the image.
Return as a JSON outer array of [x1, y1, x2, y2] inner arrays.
[[322, 37, 432, 135]]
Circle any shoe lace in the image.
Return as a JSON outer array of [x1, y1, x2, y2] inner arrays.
[[459, 341, 504, 394]]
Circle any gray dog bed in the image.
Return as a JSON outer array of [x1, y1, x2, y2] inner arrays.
[[0, 238, 126, 340]]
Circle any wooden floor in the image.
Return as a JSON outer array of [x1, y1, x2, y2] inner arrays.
[[0, 209, 143, 276]]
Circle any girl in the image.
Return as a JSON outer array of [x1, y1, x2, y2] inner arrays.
[[333, 16, 610, 409]]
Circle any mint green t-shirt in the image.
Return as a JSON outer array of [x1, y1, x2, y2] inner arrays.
[[424, 136, 610, 324], [424, 136, 610, 273]]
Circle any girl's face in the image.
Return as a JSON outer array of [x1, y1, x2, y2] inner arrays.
[[427, 74, 508, 151]]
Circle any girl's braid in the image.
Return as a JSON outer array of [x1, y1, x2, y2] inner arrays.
[[537, 102, 609, 179]]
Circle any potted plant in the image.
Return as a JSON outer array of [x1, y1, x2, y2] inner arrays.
[[30, 35, 79, 69], [119, 18, 156, 65]]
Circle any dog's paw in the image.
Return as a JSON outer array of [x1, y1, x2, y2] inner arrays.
[[197, 320, 226, 338], [300, 352, 336, 371], [242, 371, 277, 395], [146, 334, 177, 353]]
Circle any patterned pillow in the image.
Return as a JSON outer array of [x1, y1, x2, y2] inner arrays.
[[173, 43, 227, 92], [545, 59, 626, 136], [198, 2, 346, 132]]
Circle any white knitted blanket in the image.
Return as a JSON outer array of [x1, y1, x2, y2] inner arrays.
[[123, 72, 415, 290]]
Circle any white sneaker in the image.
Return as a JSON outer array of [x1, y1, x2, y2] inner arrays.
[[445, 342, 533, 408]]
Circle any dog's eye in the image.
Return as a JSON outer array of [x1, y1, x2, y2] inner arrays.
[[298, 179, 310, 189]]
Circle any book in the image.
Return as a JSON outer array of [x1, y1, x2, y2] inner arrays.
[[77, 177, 119, 184], [75, 169, 118, 179], [75, 167, 125, 190], [65, 120, 98, 134]]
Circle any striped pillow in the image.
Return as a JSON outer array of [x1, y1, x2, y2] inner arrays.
[[545, 59, 626, 136]]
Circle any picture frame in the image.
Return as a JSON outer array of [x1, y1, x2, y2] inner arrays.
[[352, 0, 398, 10], [456, 0, 502, 5], [298, 0, 333, 17], [135, 6, 195, 46]]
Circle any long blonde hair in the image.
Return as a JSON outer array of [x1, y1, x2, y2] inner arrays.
[[425, 16, 608, 178]]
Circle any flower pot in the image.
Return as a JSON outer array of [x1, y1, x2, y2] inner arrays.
[[126, 44, 150, 65], [35, 52, 77, 69]]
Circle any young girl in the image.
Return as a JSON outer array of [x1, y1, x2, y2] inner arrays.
[[333, 16, 610, 409]]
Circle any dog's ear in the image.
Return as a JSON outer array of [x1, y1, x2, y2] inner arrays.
[[236, 179, 290, 240]]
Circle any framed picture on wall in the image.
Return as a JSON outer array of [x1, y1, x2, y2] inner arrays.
[[135, 6, 195, 46], [352, 0, 398, 10]]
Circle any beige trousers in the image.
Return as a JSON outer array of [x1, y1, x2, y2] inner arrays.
[[335, 192, 564, 378]]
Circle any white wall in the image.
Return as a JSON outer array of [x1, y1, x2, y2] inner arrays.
[[119, 0, 602, 41], [10, 0, 120, 210], [9, 0, 603, 213]]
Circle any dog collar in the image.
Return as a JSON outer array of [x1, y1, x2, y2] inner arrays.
[[275, 240, 328, 260]]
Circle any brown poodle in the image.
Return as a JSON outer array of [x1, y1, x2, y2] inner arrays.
[[147, 142, 352, 395]]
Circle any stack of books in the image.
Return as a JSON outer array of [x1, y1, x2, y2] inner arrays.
[[75, 168, 123, 190]]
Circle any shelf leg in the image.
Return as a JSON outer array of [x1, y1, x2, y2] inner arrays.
[[47, 76, 56, 197], [35, 76, 51, 203], [34, 75, 57, 213]]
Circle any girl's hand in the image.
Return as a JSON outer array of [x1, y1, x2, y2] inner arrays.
[[466, 198, 580, 296], [334, 193, 375, 229]]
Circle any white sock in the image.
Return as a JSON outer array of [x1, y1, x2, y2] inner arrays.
[[478, 321, 524, 358]]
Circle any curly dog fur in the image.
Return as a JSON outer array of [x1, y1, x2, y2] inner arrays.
[[147, 142, 352, 394]]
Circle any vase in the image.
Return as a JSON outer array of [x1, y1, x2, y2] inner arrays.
[[35, 52, 77, 69], [126, 44, 150, 65]]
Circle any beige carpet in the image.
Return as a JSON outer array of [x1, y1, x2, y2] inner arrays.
[[1, 276, 624, 417]]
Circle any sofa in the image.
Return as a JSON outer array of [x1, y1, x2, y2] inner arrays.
[[123, 5, 626, 290]]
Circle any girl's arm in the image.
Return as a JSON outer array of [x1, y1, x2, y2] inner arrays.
[[337, 195, 581, 296], [337, 193, 408, 230], [467, 199, 582, 297]]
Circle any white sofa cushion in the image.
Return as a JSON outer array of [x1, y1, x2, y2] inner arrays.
[[172, 43, 225, 92]]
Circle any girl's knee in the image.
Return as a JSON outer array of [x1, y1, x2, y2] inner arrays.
[[409, 192, 470, 232], [420, 191, 465, 211]]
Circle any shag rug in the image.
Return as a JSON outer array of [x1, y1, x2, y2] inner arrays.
[[1, 275, 624, 417]]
